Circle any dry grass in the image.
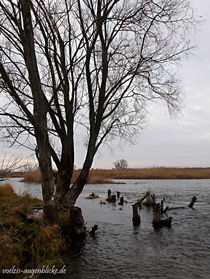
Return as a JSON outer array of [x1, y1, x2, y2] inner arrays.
[[22, 169, 41, 183], [96, 167, 210, 180], [22, 169, 124, 184], [22, 167, 210, 185], [0, 184, 66, 275]]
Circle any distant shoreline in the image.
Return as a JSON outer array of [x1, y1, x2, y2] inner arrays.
[[15, 167, 210, 184]]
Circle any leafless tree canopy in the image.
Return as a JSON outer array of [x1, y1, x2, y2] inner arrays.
[[114, 159, 128, 169], [0, 0, 195, 221], [0, 154, 23, 181]]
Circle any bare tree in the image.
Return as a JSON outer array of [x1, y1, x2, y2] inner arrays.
[[0, 0, 195, 223], [0, 154, 23, 181], [114, 159, 128, 169]]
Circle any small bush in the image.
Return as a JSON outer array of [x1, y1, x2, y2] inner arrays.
[[22, 169, 41, 183]]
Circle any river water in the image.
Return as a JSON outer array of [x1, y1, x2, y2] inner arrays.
[[2, 178, 210, 279]]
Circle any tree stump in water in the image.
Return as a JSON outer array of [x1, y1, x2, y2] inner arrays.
[[90, 225, 98, 236], [108, 189, 111, 197], [188, 196, 197, 208], [106, 194, 116, 203], [143, 191, 155, 206], [160, 199, 164, 214], [69, 207, 86, 238], [117, 191, 121, 199], [132, 202, 140, 226], [118, 196, 124, 206], [152, 203, 172, 229], [153, 203, 161, 222]]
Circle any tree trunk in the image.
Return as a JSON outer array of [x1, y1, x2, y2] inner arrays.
[[35, 135, 56, 224], [54, 161, 73, 208], [21, 0, 57, 224], [69, 207, 86, 237], [62, 168, 90, 207]]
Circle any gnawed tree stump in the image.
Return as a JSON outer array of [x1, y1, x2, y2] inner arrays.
[[106, 194, 116, 203], [188, 196, 197, 208], [118, 196, 124, 206], [153, 217, 173, 229], [90, 225, 98, 236], [153, 203, 161, 222], [69, 207, 86, 237], [136, 194, 147, 209], [132, 202, 140, 226], [153, 203, 172, 229], [143, 191, 156, 206], [160, 199, 164, 214]]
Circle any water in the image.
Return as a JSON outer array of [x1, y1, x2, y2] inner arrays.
[[1, 178, 210, 278]]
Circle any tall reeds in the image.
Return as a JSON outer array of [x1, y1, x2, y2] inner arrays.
[[22, 167, 210, 184]]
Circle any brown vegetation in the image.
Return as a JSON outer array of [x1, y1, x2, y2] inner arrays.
[[22, 169, 125, 184], [22, 167, 210, 184], [101, 167, 210, 180], [0, 184, 66, 275]]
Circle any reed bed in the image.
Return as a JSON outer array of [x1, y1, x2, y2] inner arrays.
[[94, 167, 210, 180], [22, 167, 210, 184]]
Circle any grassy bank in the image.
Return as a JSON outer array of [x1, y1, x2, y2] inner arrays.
[[0, 184, 67, 277], [22, 167, 210, 184]]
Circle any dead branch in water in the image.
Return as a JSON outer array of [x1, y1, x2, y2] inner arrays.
[[163, 196, 197, 213]]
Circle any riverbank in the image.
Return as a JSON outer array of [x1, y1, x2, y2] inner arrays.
[[21, 167, 210, 184], [97, 167, 210, 179], [0, 184, 66, 277]]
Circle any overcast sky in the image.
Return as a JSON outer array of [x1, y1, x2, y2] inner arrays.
[[1, 0, 210, 169], [92, 0, 210, 169]]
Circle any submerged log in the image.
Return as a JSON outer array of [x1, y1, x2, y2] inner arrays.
[[69, 207, 86, 237], [86, 192, 99, 199], [132, 202, 140, 226], [118, 196, 124, 206], [153, 217, 173, 229], [166, 206, 185, 211], [163, 196, 197, 212]]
